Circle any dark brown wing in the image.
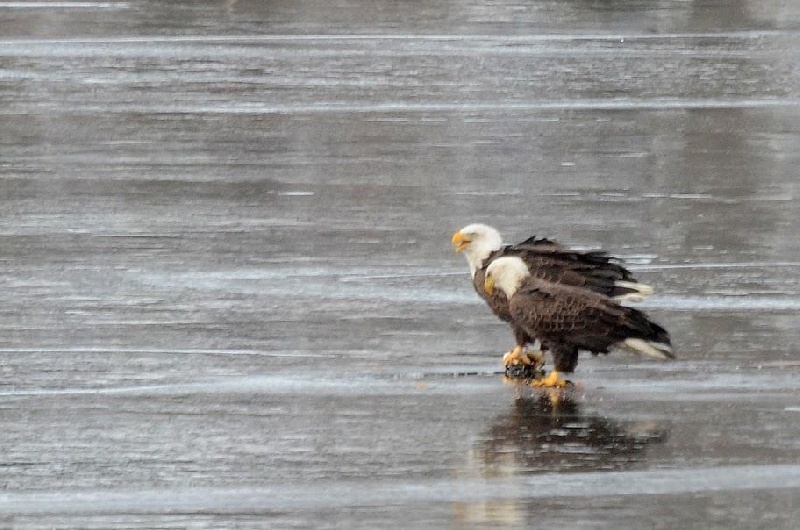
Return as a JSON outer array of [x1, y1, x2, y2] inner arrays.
[[508, 234, 631, 276], [509, 279, 670, 355], [508, 282, 607, 347], [498, 237, 643, 298], [512, 235, 565, 251]]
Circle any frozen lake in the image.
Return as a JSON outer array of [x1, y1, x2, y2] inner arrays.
[[1, 0, 798, 527]]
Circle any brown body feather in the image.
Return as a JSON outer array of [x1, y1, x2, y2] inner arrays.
[[472, 237, 644, 348], [508, 279, 672, 372]]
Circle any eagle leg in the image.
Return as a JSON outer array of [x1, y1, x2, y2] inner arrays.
[[529, 350, 545, 369], [530, 370, 570, 388]]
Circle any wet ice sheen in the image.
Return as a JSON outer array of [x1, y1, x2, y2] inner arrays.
[[1, 0, 799, 527], [1, 465, 798, 515]]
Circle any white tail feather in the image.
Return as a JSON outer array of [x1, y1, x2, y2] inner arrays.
[[613, 281, 654, 302], [622, 338, 674, 360]]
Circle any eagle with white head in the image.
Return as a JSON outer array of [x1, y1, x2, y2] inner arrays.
[[451, 223, 653, 368], [484, 256, 673, 387]]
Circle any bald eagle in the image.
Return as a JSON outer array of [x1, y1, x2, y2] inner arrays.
[[451, 223, 653, 367], [484, 256, 673, 387]]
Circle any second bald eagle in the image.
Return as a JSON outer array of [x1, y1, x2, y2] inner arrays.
[[484, 256, 673, 387]]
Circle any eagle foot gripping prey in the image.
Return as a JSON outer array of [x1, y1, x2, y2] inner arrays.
[[502, 346, 545, 379]]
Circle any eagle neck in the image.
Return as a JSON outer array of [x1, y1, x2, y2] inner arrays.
[[467, 245, 499, 279]]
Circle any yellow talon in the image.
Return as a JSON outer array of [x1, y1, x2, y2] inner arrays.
[[531, 370, 569, 388]]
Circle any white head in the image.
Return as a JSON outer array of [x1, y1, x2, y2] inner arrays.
[[451, 223, 504, 278], [484, 256, 530, 298]]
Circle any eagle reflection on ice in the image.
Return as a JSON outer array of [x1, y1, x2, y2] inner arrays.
[[453, 392, 668, 525]]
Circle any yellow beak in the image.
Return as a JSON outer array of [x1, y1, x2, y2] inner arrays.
[[451, 231, 471, 252], [484, 277, 495, 295]]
